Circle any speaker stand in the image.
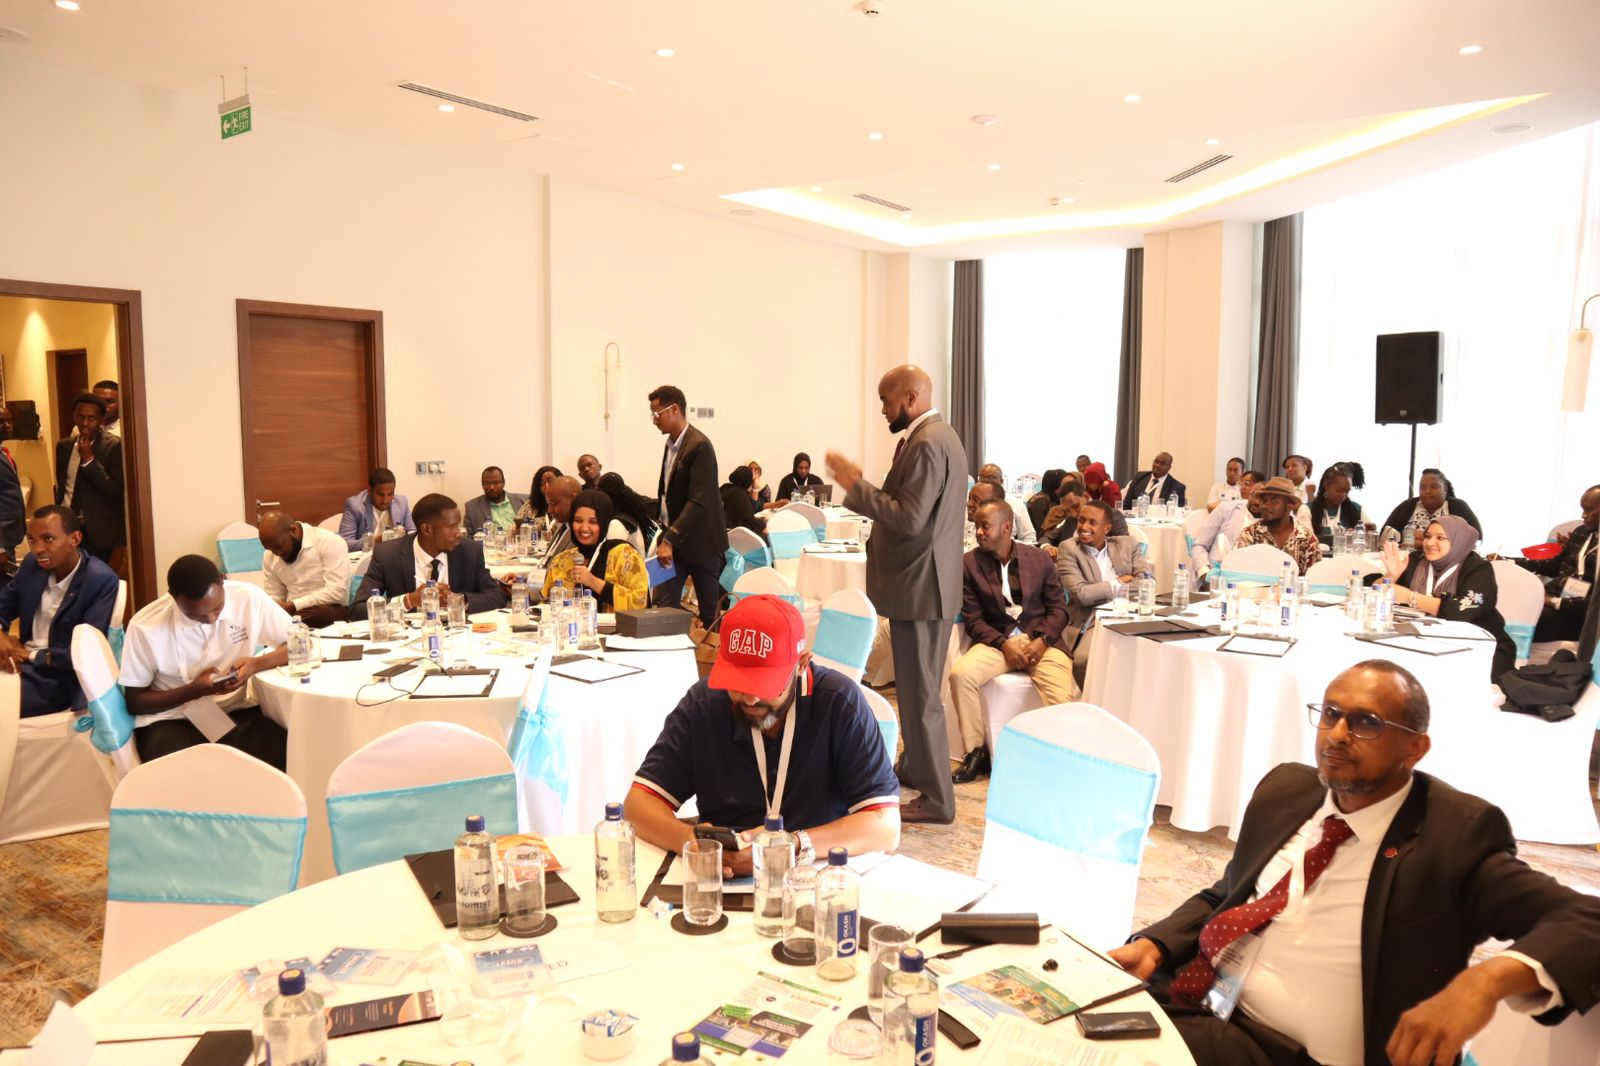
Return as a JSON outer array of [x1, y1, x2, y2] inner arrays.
[[1407, 424, 1419, 497]]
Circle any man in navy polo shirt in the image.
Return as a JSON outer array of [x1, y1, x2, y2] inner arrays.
[[626, 595, 901, 875]]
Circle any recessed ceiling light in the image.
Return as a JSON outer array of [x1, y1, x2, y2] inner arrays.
[[987, 163, 1002, 171], [1050, 196, 1074, 207], [54, 0, 80, 10], [655, 47, 675, 57], [971, 114, 999, 127], [810, 185, 822, 193], [1123, 94, 1141, 104], [867, 131, 884, 141], [1205, 138, 1221, 146], [670, 163, 685, 171], [1458, 44, 1482, 56], [437, 103, 455, 112]]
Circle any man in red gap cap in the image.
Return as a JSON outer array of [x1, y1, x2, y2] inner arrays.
[[625, 594, 901, 875]]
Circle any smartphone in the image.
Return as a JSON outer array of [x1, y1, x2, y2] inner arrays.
[[215, 668, 240, 686], [693, 824, 747, 851], [1076, 1010, 1160, 1040]]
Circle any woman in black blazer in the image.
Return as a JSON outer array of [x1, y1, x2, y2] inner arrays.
[[1381, 467, 1482, 547], [1374, 514, 1515, 680]]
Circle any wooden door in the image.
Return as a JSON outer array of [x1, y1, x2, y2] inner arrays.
[[237, 301, 385, 526], [50, 348, 88, 439]]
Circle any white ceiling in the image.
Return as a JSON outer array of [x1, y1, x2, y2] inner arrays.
[[6, 0, 1599, 256]]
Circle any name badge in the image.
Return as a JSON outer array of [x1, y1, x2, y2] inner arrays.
[[1562, 578, 1591, 601], [1204, 931, 1265, 1023]]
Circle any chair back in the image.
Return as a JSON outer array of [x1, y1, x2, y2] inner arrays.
[[730, 566, 804, 611], [0, 671, 18, 819], [103, 745, 306, 982], [1303, 554, 1382, 595], [812, 589, 878, 682], [860, 683, 899, 761], [325, 721, 516, 875], [1219, 543, 1296, 583], [1491, 560, 1546, 661], [1547, 519, 1582, 543], [108, 579, 129, 662], [216, 520, 265, 576], [318, 513, 342, 533], [765, 508, 817, 581], [786, 502, 828, 540], [721, 526, 774, 593], [0, 668, 117, 845], [71, 623, 139, 778], [980, 702, 1160, 949]]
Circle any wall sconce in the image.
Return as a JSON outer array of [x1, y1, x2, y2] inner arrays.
[[1565, 294, 1598, 412]]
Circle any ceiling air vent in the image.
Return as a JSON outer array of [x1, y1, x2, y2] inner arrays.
[[852, 192, 913, 213], [1165, 154, 1233, 183], [397, 82, 539, 123]]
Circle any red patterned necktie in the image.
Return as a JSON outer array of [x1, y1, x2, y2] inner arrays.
[[1170, 814, 1354, 1005], [893, 437, 906, 466]]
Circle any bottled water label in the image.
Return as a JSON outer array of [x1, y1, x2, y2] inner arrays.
[[833, 909, 858, 956], [911, 1012, 937, 1066]]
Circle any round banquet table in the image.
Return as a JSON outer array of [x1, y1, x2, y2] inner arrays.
[[1124, 518, 1186, 594], [74, 835, 1197, 1066], [257, 617, 697, 884], [1083, 597, 1600, 844], [794, 545, 867, 604]]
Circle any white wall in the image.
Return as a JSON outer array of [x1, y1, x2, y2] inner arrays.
[[0, 54, 546, 582]]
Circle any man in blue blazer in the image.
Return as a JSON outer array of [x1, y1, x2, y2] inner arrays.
[[0, 505, 119, 715], [351, 493, 507, 618], [339, 466, 415, 550]]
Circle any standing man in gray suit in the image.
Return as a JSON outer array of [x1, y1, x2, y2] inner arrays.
[[827, 365, 967, 825], [1055, 500, 1140, 684]]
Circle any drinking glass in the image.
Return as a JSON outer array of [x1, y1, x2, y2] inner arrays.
[[782, 865, 820, 962], [1331, 527, 1347, 556], [387, 600, 407, 633], [1110, 581, 1131, 618], [448, 593, 469, 630], [865, 923, 914, 1024], [502, 846, 547, 935], [682, 839, 723, 927], [1362, 588, 1382, 634]]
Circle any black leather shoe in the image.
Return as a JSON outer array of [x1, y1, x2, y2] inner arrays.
[[899, 799, 955, 825], [971, 746, 992, 780], [951, 747, 986, 784]]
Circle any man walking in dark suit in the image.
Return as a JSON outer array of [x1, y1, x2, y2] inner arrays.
[[1123, 450, 1188, 508], [352, 493, 508, 616], [827, 364, 968, 825], [1109, 660, 1600, 1066], [54, 392, 125, 565], [0, 406, 27, 586], [649, 385, 727, 626]]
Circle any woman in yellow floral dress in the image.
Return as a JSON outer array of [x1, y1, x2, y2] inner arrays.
[[542, 489, 649, 611]]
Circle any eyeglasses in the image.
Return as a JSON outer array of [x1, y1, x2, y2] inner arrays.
[[650, 403, 678, 423], [1306, 702, 1423, 740]]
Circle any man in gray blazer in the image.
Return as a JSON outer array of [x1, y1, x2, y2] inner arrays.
[[463, 465, 528, 533], [827, 364, 968, 824], [1056, 500, 1141, 684]]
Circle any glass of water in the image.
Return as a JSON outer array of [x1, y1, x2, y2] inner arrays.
[[782, 865, 820, 963], [681, 839, 723, 927], [448, 593, 468, 630], [865, 924, 914, 1024], [502, 846, 546, 936], [1110, 581, 1131, 617]]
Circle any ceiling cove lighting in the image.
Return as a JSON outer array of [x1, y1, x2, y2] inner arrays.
[[867, 131, 884, 141], [723, 95, 1541, 248], [437, 103, 454, 112], [1458, 44, 1482, 55], [54, 0, 80, 10], [670, 163, 685, 171], [1123, 94, 1142, 103], [655, 47, 675, 57]]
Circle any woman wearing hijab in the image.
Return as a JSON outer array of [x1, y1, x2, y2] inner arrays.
[[721, 465, 767, 536], [1381, 467, 1483, 547], [1375, 514, 1514, 680], [775, 452, 825, 503], [543, 489, 648, 611], [516, 465, 564, 530], [746, 460, 772, 508], [596, 472, 659, 555], [1081, 462, 1130, 535]]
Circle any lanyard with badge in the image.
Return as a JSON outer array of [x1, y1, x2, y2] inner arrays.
[[1564, 532, 1595, 600], [750, 692, 798, 820], [1204, 840, 1316, 1021]]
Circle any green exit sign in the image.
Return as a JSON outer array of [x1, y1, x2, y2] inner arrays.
[[218, 94, 252, 140]]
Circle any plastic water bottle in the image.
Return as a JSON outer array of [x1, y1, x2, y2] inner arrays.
[[1219, 581, 1236, 632], [1137, 571, 1156, 616], [454, 814, 499, 940], [1345, 569, 1364, 620], [1171, 564, 1190, 612], [661, 1032, 709, 1065], [423, 612, 443, 666], [1279, 576, 1298, 630], [883, 948, 939, 1066], [548, 579, 565, 616], [561, 593, 579, 652], [751, 815, 794, 938], [420, 582, 440, 622], [594, 802, 636, 923], [1208, 559, 1222, 592], [286, 620, 313, 679], [1351, 525, 1368, 554], [815, 848, 860, 981], [366, 592, 387, 640], [1280, 559, 1296, 592], [262, 967, 328, 1066], [510, 577, 530, 626], [1378, 579, 1396, 631], [578, 588, 600, 650]]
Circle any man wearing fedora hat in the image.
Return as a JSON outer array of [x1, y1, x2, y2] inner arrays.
[[1234, 476, 1321, 575]]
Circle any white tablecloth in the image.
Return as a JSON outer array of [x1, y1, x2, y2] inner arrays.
[[257, 620, 697, 883], [795, 548, 867, 604], [74, 836, 1197, 1066], [1083, 600, 1600, 843], [1125, 519, 1186, 594]]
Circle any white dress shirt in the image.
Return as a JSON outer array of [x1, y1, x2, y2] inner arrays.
[[413, 537, 448, 589], [1090, 542, 1117, 586], [1189, 498, 1252, 570], [63, 442, 90, 506], [28, 557, 82, 652], [659, 425, 688, 525], [1142, 473, 1169, 499], [262, 523, 352, 611], [1007, 495, 1037, 545], [1209, 480, 1242, 507], [1238, 779, 1558, 1066]]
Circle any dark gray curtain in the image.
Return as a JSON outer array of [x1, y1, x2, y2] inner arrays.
[[1113, 248, 1144, 482], [1249, 213, 1302, 474], [950, 260, 984, 477]]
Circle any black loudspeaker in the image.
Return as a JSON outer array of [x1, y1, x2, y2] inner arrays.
[[1374, 332, 1441, 425], [5, 400, 40, 440]]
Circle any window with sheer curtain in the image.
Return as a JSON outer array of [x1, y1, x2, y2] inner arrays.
[[1297, 122, 1600, 551], [982, 248, 1127, 490]]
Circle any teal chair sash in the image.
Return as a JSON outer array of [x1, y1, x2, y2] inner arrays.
[[109, 808, 306, 905]]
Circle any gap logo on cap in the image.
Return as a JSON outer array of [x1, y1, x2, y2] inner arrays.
[[725, 628, 774, 659]]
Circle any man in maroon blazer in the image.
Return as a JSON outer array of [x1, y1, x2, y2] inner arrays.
[[946, 497, 1076, 782]]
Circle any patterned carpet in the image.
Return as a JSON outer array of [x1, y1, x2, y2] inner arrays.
[[3, 720, 1597, 1046]]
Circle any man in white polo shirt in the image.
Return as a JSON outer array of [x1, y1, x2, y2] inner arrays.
[[258, 509, 352, 628], [120, 554, 293, 768]]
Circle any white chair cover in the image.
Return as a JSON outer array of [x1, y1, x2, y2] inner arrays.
[[71, 623, 139, 779], [785, 502, 827, 540], [1219, 543, 1296, 583], [216, 520, 266, 589], [0, 666, 117, 845], [812, 589, 878, 683], [317, 513, 342, 533], [325, 721, 516, 875], [1303, 553, 1382, 593], [102, 745, 307, 983], [1490, 560, 1545, 662], [731, 566, 801, 608], [348, 548, 375, 605], [942, 630, 1044, 756], [721, 526, 773, 593], [859, 685, 899, 766], [979, 703, 1160, 949], [765, 509, 816, 583], [1547, 519, 1582, 543]]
